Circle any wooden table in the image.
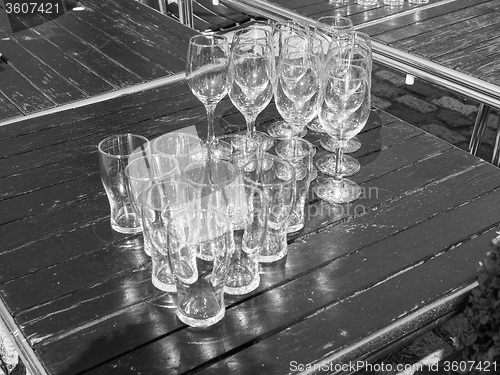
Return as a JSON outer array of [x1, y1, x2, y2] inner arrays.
[[1, 68, 500, 373], [0, 0, 196, 122]]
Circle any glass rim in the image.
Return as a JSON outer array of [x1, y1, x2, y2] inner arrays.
[[140, 180, 197, 211], [151, 132, 204, 156], [124, 153, 179, 181], [188, 33, 228, 47], [167, 208, 231, 245], [183, 159, 240, 188], [98, 133, 149, 159], [242, 155, 296, 187]]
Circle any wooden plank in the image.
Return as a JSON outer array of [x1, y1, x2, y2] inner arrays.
[[47, 11, 170, 81], [67, 1, 185, 75], [44, 164, 500, 375], [359, 0, 491, 36], [0, 89, 23, 121], [0, 80, 191, 139], [0, 38, 87, 105], [9, 27, 114, 97], [29, 14, 144, 89], [81, 0, 192, 62], [392, 11, 500, 58], [371, 0, 498, 44], [0, 60, 55, 114]]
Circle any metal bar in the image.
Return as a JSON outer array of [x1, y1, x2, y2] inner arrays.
[[491, 115, 500, 166], [0, 299, 48, 375], [178, 0, 194, 28], [469, 104, 490, 156]]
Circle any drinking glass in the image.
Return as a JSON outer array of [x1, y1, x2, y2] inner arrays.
[[318, 32, 373, 177], [308, 16, 355, 135], [124, 154, 179, 254], [242, 155, 295, 262], [266, 137, 315, 233], [183, 159, 243, 228], [357, 0, 378, 6], [141, 181, 199, 292], [228, 43, 274, 141], [152, 132, 205, 172], [231, 23, 273, 50], [98, 134, 149, 234], [274, 51, 321, 143], [213, 133, 259, 168], [314, 63, 371, 204], [186, 34, 230, 148], [225, 184, 268, 295], [168, 208, 234, 327], [267, 20, 311, 137], [383, 0, 405, 5]]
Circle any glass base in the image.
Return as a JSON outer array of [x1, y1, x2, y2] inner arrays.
[[224, 274, 260, 295], [320, 136, 361, 154], [314, 178, 362, 204], [267, 120, 307, 138], [306, 119, 325, 133], [316, 154, 361, 177], [177, 307, 225, 327], [152, 274, 176, 293], [237, 130, 273, 152]]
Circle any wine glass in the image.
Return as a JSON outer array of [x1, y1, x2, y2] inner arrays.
[[186, 34, 230, 149], [317, 32, 373, 177], [274, 50, 321, 148], [314, 63, 371, 204], [228, 42, 274, 142], [307, 16, 355, 136], [267, 20, 311, 138]]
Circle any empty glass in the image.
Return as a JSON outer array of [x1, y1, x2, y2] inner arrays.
[[242, 155, 295, 262], [225, 185, 268, 295], [228, 43, 274, 140], [124, 154, 179, 250], [314, 63, 371, 204], [98, 134, 149, 234], [186, 34, 230, 148], [141, 181, 199, 292], [383, 0, 405, 6], [152, 132, 204, 172], [213, 134, 259, 168], [183, 159, 243, 228], [273, 138, 315, 233], [168, 208, 235, 327], [274, 51, 321, 140]]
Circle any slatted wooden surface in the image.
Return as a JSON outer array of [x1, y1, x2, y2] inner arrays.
[[358, 0, 500, 88], [1, 74, 499, 374], [0, 0, 197, 121]]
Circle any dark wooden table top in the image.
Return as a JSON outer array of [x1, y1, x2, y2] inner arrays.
[[1, 71, 500, 374], [0, 0, 197, 122]]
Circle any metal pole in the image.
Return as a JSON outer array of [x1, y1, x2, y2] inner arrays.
[[178, 0, 194, 28]]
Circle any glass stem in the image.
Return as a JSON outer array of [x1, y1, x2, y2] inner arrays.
[[206, 104, 217, 145], [246, 115, 257, 139], [334, 143, 344, 182]]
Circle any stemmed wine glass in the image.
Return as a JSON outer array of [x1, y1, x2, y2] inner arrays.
[[314, 61, 371, 204], [228, 42, 274, 141], [274, 50, 321, 147], [267, 20, 311, 138], [186, 34, 230, 150]]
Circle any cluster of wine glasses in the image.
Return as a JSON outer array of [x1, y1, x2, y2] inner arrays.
[[185, 15, 372, 205]]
